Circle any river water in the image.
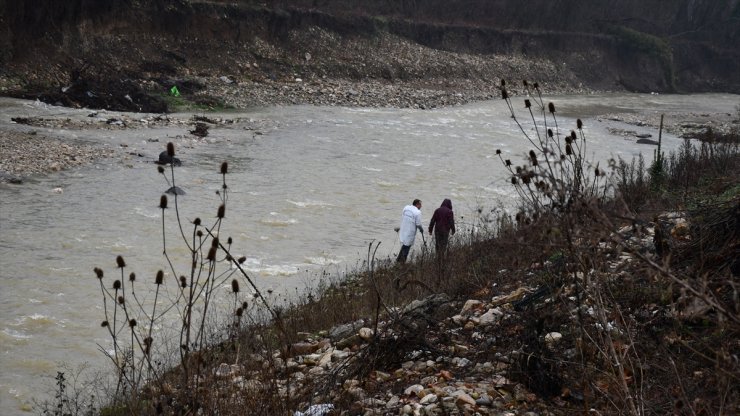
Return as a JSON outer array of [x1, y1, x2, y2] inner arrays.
[[0, 93, 737, 413]]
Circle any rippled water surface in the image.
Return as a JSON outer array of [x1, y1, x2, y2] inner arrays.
[[1, 93, 737, 414]]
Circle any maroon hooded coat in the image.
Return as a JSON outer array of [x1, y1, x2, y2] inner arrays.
[[429, 199, 455, 237]]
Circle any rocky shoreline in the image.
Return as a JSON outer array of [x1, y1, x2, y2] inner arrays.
[[1, 73, 737, 183], [0, 130, 115, 183]]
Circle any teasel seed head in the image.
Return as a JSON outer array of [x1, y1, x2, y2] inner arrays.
[[565, 135, 572, 144], [101, 321, 109, 327], [193, 217, 201, 226], [242, 301, 248, 309], [155, 270, 164, 285], [529, 150, 538, 165], [207, 246, 217, 261], [94, 267, 104, 279], [231, 279, 240, 293], [157, 166, 165, 174], [511, 176, 517, 185], [500, 79, 506, 87], [220, 162, 228, 175], [566, 144, 573, 155], [166, 142, 175, 157], [236, 307, 243, 317], [238, 256, 247, 264], [179, 276, 187, 288], [522, 80, 528, 87], [217, 204, 225, 219], [117, 295, 124, 304], [496, 149, 501, 155], [571, 130, 577, 141], [129, 319, 137, 328], [533, 82, 539, 89], [577, 118, 583, 129], [524, 99, 531, 108], [547, 128, 553, 138], [116, 255, 126, 268], [595, 167, 601, 176], [548, 102, 556, 113], [129, 272, 136, 282], [560, 154, 566, 160], [159, 195, 168, 209], [523, 174, 531, 184], [501, 88, 508, 100], [196, 230, 203, 238], [505, 159, 512, 167], [227, 237, 233, 245], [211, 237, 220, 248], [144, 337, 152, 346], [226, 254, 233, 262], [516, 166, 523, 174], [113, 280, 121, 290]]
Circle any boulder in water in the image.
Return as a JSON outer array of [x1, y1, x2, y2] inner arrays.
[[157, 151, 181, 166], [636, 138, 660, 145], [166, 186, 186, 195]]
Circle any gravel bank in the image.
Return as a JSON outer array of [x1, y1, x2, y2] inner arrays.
[[0, 131, 114, 183]]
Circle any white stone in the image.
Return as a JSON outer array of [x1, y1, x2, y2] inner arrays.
[[478, 308, 502, 326], [318, 351, 332, 367], [332, 349, 350, 360], [420, 393, 438, 404], [454, 392, 476, 406], [545, 332, 563, 344], [460, 299, 483, 316], [404, 384, 424, 396], [358, 327, 374, 341]]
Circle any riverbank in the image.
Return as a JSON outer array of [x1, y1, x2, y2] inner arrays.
[[1, 90, 737, 183], [79, 130, 739, 415], [0, 130, 114, 182]]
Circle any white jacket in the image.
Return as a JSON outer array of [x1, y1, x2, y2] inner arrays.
[[399, 205, 422, 246]]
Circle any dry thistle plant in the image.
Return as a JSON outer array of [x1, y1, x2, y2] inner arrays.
[[497, 81, 650, 415], [497, 82, 739, 415], [93, 143, 282, 414], [497, 80, 608, 220]]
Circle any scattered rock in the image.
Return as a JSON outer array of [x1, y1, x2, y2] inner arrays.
[[636, 138, 660, 145], [157, 151, 182, 166]]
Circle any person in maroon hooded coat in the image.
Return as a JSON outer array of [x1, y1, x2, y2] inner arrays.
[[428, 198, 455, 256]]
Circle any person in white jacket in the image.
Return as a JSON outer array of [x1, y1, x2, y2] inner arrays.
[[396, 199, 424, 263]]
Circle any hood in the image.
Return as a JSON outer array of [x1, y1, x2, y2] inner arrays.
[[441, 199, 452, 210]]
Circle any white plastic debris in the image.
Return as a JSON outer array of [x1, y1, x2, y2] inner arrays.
[[293, 403, 334, 416]]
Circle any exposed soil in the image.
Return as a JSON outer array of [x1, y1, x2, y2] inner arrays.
[[2, 1, 738, 113]]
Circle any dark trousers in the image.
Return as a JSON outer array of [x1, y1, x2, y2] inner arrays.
[[396, 245, 411, 263], [434, 232, 450, 254]]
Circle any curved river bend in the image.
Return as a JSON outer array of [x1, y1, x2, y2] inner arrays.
[[0, 93, 737, 414]]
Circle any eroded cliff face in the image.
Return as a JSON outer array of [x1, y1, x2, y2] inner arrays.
[[1, 0, 738, 96]]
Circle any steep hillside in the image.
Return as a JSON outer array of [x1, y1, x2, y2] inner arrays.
[[1, 0, 738, 111]]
